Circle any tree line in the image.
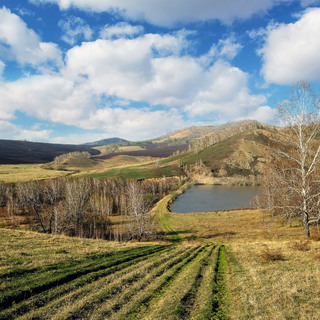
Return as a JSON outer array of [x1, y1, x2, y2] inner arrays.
[[0, 176, 183, 241]]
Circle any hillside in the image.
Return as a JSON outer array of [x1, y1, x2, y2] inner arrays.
[[83, 137, 128, 147], [0, 121, 277, 181], [90, 121, 278, 182], [0, 140, 100, 164], [153, 125, 218, 144], [152, 120, 262, 144]]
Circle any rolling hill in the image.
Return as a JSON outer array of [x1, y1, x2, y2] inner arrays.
[[83, 137, 128, 147], [0, 140, 100, 164]]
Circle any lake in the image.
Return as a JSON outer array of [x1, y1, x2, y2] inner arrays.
[[171, 185, 259, 213]]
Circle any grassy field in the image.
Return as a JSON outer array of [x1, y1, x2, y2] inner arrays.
[[0, 164, 70, 183], [0, 229, 227, 320], [2, 185, 320, 319], [88, 162, 184, 180], [0, 156, 160, 183], [151, 190, 320, 319]]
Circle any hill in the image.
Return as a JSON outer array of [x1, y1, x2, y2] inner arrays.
[[152, 120, 262, 144], [0, 140, 100, 164], [89, 121, 278, 182], [83, 137, 128, 147], [153, 125, 218, 144]]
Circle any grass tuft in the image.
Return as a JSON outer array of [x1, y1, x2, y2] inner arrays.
[[288, 240, 311, 251], [258, 245, 285, 262]]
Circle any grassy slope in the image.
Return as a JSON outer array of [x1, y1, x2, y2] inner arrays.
[[0, 127, 274, 183], [2, 191, 320, 319], [83, 128, 274, 180], [0, 164, 70, 183], [152, 184, 320, 319]]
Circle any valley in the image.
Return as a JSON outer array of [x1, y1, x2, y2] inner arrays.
[[1, 118, 320, 319]]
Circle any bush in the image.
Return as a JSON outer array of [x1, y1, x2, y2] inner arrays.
[[288, 240, 311, 251], [259, 245, 285, 262]]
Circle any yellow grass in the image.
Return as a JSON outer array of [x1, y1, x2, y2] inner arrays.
[[72, 156, 156, 178], [93, 145, 144, 155], [162, 204, 320, 319], [117, 146, 145, 152], [0, 164, 69, 183]]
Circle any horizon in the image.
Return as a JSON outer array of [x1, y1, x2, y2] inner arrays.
[[1, 1, 320, 144]]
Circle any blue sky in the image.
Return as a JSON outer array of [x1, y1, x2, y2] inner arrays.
[[1, 0, 320, 144]]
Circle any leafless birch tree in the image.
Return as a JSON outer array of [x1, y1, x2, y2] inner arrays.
[[261, 82, 320, 238]]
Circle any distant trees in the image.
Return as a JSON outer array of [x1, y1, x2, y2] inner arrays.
[[259, 82, 320, 238], [53, 151, 91, 166]]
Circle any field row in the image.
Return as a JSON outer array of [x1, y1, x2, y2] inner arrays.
[[0, 244, 228, 320]]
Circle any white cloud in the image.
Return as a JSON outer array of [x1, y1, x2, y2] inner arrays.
[[58, 16, 93, 45], [184, 60, 266, 119], [63, 33, 197, 106], [199, 36, 243, 66], [29, 0, 292, 26], [0, 60, 4, 76], [0, 29, 268, 140], [238, 105, 277, 123], [77, 107, 186, 140], [0, 7, 62, 68], [0, 74, 94, 123], [259, 7, 320, 84], [100, 22, 144, 39], [0, 120, 52, 142]]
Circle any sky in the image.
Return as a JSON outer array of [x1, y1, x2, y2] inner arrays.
[[1, 0, 320, 144]]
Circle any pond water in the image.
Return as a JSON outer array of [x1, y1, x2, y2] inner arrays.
[[171, 185, 259, 213]]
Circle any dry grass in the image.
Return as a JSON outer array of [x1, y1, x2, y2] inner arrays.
[[158, 199, 320, 319], [258, 245, 285, 261], [288, 239, 312, 251], [0, 164, 69, 183]]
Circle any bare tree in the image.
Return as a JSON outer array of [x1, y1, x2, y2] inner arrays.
[[16, 181, 47, 233], [64, 178, 92, 237], [0, 181, 6, 207], [125, 180, 154, 240], [261, 82, 320, 238], [42, 179, 64, 233]]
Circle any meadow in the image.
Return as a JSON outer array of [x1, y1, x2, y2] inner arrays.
[[0, 164, 70, 183], [1, 191, 320, 319]]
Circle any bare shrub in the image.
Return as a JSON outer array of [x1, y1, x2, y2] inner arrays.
[[289, 240, 311, 251], [259, 245, 285, 262]]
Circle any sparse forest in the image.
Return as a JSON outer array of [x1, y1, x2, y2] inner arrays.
[[0, 176, 183, 241]]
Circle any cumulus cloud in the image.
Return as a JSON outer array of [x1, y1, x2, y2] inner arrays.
[[0, 28, 268, 140], [63, 33, 197, 106], [0, 74, 95, 124], [259, 7, 320, 84], [184, 60, 266, 119], [100, 22, 144, 39], [29, 0, 292, 26], [0, 7, 62, 68], [77, 107, 186, 140], [58, 16, 93, 45], [238, 105, 277, 123]]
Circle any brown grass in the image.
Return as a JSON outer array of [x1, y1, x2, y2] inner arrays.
[[157, 200, 320, 319], [0, 164, 69, 183], [288, 239, 311, 251], [258, 245, 285, 261]]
